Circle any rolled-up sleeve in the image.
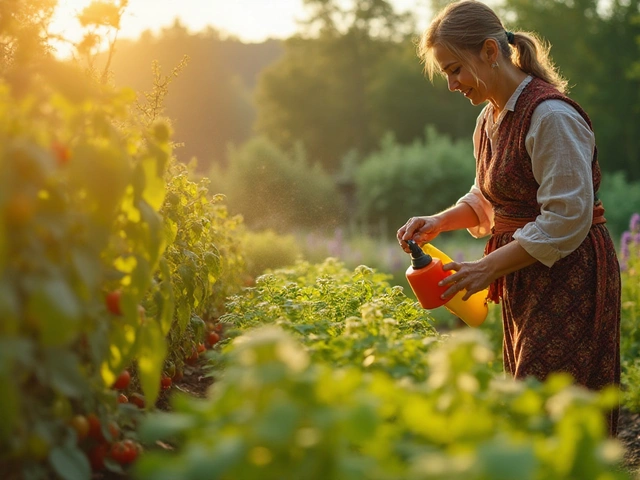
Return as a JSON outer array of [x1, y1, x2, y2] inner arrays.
[[457, 181, 494, 238], [513, 99, 595, 267]]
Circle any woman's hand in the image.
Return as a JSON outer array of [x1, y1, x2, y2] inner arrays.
[[438, 259, 496, 300], [397, 216, 442, 252], [438, 241, 538, 300]]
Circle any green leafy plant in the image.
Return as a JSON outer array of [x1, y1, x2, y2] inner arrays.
[[136, 326, 626, 480], [159, 161, 245, 380], [221, 258, 438, 380], [0, 57, 172, 478]]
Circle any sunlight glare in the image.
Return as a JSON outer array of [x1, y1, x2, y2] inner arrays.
[[50, 0, 94, 58]]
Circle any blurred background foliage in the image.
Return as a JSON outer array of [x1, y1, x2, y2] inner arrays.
[[4, 0, 640, 311], [92, 0, 640, 240]]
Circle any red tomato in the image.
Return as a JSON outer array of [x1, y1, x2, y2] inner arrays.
[[70, 415, 90, 441], [160, 375, 172, 391], [185, 348, 199, 366], [196, 342, 206, 354], [112, 370, 131, 390], [105, 291, 123, 315], [117, 393, 129, 404], [110, 439, 139, 465], [214, 322, 224, 333], [89, 442, 109, 471], [51, 140, 71, 166], [130, 393, 145, 409], [207, 331, 220, 347], [87, 413, 103, 441]]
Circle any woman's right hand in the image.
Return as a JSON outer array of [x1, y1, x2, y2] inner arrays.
[[397, 216, 442, 252]]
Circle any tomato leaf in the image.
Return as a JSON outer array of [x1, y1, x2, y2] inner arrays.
[[27, 278, 81, 347], [136, 320, 166, 408], [50, 443, 91, 480], [43, 348, 87, 398]]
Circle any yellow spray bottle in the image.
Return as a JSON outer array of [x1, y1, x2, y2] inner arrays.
[[415, 243, 488, 327]]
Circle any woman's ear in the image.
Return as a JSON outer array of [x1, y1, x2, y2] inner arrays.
[[482, 38, 500, 65]]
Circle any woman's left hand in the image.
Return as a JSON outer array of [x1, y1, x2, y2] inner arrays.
[[438, 259, 497, 301]]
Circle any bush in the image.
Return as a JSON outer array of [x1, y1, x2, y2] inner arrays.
[[241, 228, 302, 280], [598, 172, 640, 239], [355, 126, 476, 235], [210, 137, 345, 231]]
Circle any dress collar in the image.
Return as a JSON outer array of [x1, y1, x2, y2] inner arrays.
[[486, 75, 533, 133], [504, 75, 533, 112]]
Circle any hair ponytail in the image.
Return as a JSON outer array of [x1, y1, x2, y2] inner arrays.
[[510, 31, 568, 93], [418, 0, 568, 93]]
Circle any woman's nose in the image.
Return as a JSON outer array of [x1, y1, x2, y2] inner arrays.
[[447, 76, 458, 92]]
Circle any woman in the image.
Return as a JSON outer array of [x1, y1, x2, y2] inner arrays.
[[397, 0, 621, 435]]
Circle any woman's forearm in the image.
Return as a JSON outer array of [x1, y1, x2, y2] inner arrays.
[[434, 202, 482, 232]]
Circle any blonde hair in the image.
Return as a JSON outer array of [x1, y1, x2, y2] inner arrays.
[[418, 0, 568, 93]]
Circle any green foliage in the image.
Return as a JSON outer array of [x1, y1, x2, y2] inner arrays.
[[597, 172, 640, 239], [0, 56, 171, 476], [241, 229, 303, 279], [0, 0, 57, 70], [355, 127, 475, 234], [212, 136, 345, 231], [254, 2, 477, 174], [159, 161, 245, 376], [222, 259, 438, 380], [136, 326, 627, 480], [620, 213, 640, 412]]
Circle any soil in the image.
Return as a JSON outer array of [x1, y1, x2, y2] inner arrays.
[[620, 409, 640, 478], [99, 359, 640, 479]]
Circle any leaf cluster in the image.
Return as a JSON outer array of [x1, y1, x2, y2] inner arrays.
[[137, 325, 626, 480]]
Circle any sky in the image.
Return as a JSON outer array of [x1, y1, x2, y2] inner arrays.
[[51, 0, 429, 56]]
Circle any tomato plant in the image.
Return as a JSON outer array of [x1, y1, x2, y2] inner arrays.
[[0, 51, 178, 478]]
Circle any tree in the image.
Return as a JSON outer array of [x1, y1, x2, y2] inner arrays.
[[0, 0, 57, 70], [255, 0, 417, 173]]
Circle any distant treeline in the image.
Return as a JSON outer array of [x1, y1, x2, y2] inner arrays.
[[107, 0, 640, 182]]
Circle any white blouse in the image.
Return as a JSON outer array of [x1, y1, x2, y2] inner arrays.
[[457, 76, 596, 268]]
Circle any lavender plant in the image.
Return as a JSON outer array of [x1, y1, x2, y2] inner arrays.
[[620, 213, 640, 412]]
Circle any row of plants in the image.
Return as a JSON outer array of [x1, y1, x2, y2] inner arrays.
[[135, 258, 628, 479], [0, 47, 246, 478]]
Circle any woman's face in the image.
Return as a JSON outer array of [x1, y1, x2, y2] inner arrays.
[[433, 44, 491, 106]]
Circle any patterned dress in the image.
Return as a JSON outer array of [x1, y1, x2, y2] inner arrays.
[[477, 77, 621, 435]]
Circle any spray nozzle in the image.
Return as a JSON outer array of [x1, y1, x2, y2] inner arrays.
[[406, 240, 432, 269]]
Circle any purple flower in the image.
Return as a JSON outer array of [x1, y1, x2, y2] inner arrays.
[[630, 213, 640, 233], [620, 231, 631, 260]]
